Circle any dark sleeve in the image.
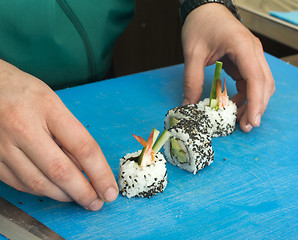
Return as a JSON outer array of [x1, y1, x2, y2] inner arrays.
[[180, 0, 241, 24]]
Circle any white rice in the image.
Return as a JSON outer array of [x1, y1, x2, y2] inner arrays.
[[118, 150, 167, 198], [196, 98, 237, 137]]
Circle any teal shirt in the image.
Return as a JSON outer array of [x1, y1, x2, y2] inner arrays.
[[0, 0, 134, 89]]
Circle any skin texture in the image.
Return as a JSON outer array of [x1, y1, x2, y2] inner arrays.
[[181, 4, 275, 131], [0, 60, 118, 211]]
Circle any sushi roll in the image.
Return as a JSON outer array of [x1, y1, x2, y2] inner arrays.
[[118, 150, 167, 198], [164, 119, 214, 175], [197, 98, 237, 137], [118, 129, 170, 198], [164, 104, 211, 134], [197, 61, 237, 137]]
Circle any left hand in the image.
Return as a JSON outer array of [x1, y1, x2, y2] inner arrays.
[[0, 60, 118, 211], [181, 3, 275, 132]]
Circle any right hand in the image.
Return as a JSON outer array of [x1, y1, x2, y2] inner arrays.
[[0, 60, 118, 211], [181, 4, 275, 132]]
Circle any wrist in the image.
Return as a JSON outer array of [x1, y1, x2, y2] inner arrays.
[[180, 0, 241, 24]]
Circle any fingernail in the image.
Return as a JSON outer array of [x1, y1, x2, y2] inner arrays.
[[89, 199, 103, 211], [245, 123, 253, 132], [254, 114, 261, 127], [104, 187, 118, 202]]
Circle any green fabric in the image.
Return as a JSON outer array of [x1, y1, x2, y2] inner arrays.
[[0, 0, 134, 89]]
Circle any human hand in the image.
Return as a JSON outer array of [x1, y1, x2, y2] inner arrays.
[[181, 3, 275, 132], [0, 60, 118, 211]]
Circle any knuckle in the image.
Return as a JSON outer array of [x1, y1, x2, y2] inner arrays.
[[11, 121, 29, 138], [183, 75, 203, 90], [6, 108, 25, 131], [232, 31, 250, 46], [232, 31, 259, 55], [13, 183, 28, 193], [28, 176, 47, 193], [76, 138, 98, 160], [183, 78, 202, 104], [48, 159, 70, 182], [183, 44, 202, 60], [2, 106, 33, 141], [183, 77, 196, 90], [253, 36, 263, 50]]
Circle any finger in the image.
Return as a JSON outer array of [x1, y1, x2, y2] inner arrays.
[[246, 68, 265, 127], [244, 40, 275, 127], [54, 138, 83, 171], [47, 104, 118, 203], [0, 161, 37, 195], [244, 74, 264, 127], [232, 46, 266, 128], [231, 79, 247, 108], [182, 57, 205, 104], [18, 127, 104, 211], [222, 52, 265, 128], [256, 48, 276, 108], [231, 92, 246, 108], [60, 147, 83, 171], [236, 104, 247, 122], [239, 109, 253, 132], [2, 145, 72, 202]]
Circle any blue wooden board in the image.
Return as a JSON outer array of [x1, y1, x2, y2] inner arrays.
[[0, 53, 297, 239]]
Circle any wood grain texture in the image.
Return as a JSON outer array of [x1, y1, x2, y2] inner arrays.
[[0, 53, 297, 239]]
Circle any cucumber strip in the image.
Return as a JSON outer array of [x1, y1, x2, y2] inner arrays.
[[152, 129, 170, 153], [137, 148, 145, 166], [209, 61, 223, 107], [137, 129, 155, 166], [210, 99, 219, 110], [152, 128, 160, 146], [172, 148, 187, 163], [170, 117, 179, 127], [170, 138, 187, 163]]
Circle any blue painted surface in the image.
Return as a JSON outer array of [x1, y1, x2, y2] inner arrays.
[[270, 10, 298, 26], [0, 54, 297, 239]]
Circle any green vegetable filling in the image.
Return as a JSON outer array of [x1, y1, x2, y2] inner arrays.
[[152, 129, 170, 153], [137, 128, 160, 165], [210, 99, 219, 111], [170, 138, 187, 163], [209, 61, 222, 109], [170, 117, 179, 127]]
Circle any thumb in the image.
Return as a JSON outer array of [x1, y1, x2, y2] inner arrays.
[[182, 59, 205, 105]]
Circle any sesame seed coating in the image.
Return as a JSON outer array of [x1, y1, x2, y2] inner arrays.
[[164, 119, 214, 174], [118, 151, 168, 198]]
